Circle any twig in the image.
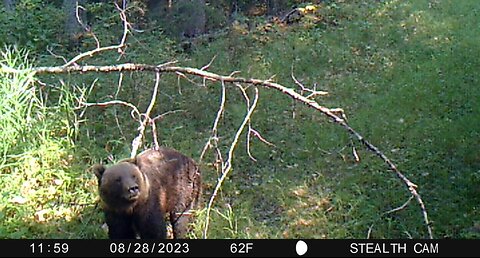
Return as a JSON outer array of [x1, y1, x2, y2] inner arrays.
[[114, 1, 130, 60], [158, 60, 178, 68], [201, 56, 217, 87], [229, 71, 241, 77], [176, 71, 202, 87], [151, 117, 159, 150], [113, 73, 125, 138], [246, 124, 257, 161], [177, 72, 183, 95], [75, 4, 100, 48], [62, 2, 130, 67], [236, 83, 256, 161], [130, 72, 161, 158], [383, 195, 414, 215], [367, 224, 374, 239], [79, 99, 141, 119], [151, 109, 186, 122], [46, 47, 68, 64], [404, 231, 413, 239], [291, 71, 329, 98], [250, 128, 275, 146], [203, 86, 259, 239], [114, 73, 124, 99], [201, 55, 217, 71], [199, 80, 226, 163], [145, 72, 161, 118], [235, 83, 271, 161], [150, 109, 186, 150]]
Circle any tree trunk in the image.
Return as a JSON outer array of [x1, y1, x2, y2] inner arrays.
[[3, 0, 15, 12], [177, 0, 206, 38], [63, 0, 86, 49]]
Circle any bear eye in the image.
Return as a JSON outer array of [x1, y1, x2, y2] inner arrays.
[[115, 177, 121, 183]]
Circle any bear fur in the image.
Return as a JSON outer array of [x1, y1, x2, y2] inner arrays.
[[93, 147, 202, 239]]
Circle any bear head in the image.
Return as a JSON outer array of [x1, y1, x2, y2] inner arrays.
[[93, 162, 149, 213]]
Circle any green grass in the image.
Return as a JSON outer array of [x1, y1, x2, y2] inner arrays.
[[0, 0, 479, 239]]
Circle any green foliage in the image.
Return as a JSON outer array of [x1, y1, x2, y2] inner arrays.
[[1, 0, 479, 240], [0, 1, 64, 54], [0, 49, 103, 238], [205, 4, 229, 31], [0, 47, 37, 161]]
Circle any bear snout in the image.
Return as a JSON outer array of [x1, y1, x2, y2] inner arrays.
[[129, 185, 139, 193], [126, 185, 140, 200]]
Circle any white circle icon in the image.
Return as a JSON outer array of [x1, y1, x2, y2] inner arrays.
[[296, 240, 308, 256]]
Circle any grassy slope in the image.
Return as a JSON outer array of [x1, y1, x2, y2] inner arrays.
[[188, 0, 480, 238], [0, 0, 478, 239]]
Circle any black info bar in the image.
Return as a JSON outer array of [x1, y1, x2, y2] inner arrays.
[[1, 239, 477, 257]]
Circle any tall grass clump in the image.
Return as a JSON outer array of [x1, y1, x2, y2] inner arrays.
[[0, 47, 37, 162], [0, 48, 103, 238]]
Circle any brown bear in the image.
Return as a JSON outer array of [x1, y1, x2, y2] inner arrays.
[[93, 147, 202, 239]]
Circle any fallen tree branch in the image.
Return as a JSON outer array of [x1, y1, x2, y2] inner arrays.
[[1, 62, 433, 238]]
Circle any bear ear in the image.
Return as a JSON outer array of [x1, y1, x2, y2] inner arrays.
[[119, 157, 137, 165], [92, 164, 106, 180]]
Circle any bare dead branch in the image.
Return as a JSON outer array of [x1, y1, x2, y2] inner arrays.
[[201, 55, 217, 71], [246, 123, 257, 161], [75, 4, 100, 48], [79, 98, 142, 145], [160, 60, 179, 68], [77, 78, 99, 118], [250, 128, 275, 146], [176, 71, 202, 87], [236, 83, 257, 161], [352, 146, 360, 163], [151, 117, 160, 151], [114, 73, 124, 99], [62, 41, 125, 68], [330, 108, 348, 122], [404, 231, 413, 239], [367, 224, 374, 239], [229, 71, 241, 77], [147, 109, 186, 151], [291, 71, 329, 98], [112, 73, 126, 138], [61, 3, 130, 67], [145, 72, 161, 118], [130, 72, 161, 158], [384, 195, 415, 215], [114, 2, 130, 52], [177, 73, 183, 95], [79, 99, 141, 118], [46, 47, 68, 64], [199, 80, 227, 163], [235, 83, 273, 161], [151, 110, 186, 122], [203, 86, 260, 239]]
